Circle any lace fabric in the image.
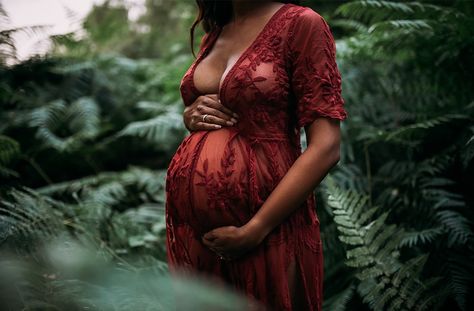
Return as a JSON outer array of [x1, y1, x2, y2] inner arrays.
[[167, 3, 347, 310]]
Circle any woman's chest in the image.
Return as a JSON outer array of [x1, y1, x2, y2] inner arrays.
[[180, 35, 293, 133], [188, 41, 290, 97], [179, 8, 301, 110]]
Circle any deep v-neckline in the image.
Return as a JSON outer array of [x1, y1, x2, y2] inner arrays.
[[189, 2, 291, 105]]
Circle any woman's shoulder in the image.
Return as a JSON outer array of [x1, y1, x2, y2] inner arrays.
[[285, 3, 333, 46], [287, 3, 327, 28]]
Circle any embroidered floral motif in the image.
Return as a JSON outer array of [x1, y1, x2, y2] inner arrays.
[[269, 34, 282, 47], [194, 139, 248, 224]]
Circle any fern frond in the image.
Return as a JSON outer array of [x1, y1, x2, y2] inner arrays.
[[0, 188, 64, 248], [0, 135, 20, 177], [336, 1, 416, 24], [0, 135, 19, 165], [443, 252, 474, 310], [400, 227, 444, 247], [83, 181, 127, 207], [368, 19, 433, 34], [116, 105, 185, 150], [407, 276, 445, 310], [36, 171, 118, 196], [323, 176, 442, 310], [322, 283, 356, 311], [362, 114, 467, 146], [28, 97, 100, 152], [436, 210, 473, 246], [67, 97, 100, 139], [336, 1, 461, 25], [331, 19, 369, 33]]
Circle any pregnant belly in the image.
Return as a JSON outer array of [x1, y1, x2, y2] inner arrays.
[[166, 127, 293, 236]]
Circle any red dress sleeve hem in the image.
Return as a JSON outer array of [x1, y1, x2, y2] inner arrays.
[[287, 8, 348, 129]]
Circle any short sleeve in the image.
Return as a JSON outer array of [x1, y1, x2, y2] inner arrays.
[[288, 9, 348, 128]]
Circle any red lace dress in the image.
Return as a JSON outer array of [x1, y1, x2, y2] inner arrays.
[[165, 3, 347, 310]]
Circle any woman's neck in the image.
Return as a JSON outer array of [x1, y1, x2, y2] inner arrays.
[[230, 0, 275, 23]]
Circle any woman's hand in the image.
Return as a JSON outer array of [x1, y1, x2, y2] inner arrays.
[[201, 221, 270, 261], [183, 93, 239, 131]]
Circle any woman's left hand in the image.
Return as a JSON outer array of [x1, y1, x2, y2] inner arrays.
[[201, 222, 268, 261]]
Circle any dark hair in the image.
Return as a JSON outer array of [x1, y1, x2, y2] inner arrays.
[[189, 0, 301, 58]]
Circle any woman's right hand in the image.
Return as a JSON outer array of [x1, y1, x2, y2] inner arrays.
[[183, 94, 239, 132]]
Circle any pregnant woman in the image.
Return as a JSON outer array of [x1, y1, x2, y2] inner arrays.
[[165, 0, 347, 310]]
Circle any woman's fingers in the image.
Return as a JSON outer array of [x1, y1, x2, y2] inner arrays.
[[187, 94, 240, 131], [202, 240, 225, 255], [198, 97, 238, 125], [193, 121, 222, 130], [199, 95, 239, 120], [203, 243, 241, 261], [204, 94, 239, 118], [198, 112, 235, 127]]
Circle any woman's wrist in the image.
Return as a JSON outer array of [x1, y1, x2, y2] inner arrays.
[[242, 217, 273, 244]]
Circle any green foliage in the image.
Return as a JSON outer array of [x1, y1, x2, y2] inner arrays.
[[0, 185, 257, 310], [323, 177, 448, 310], [49, 0, 198, 59], [0, 54, 189, 190], [27, 97, 100, 152], [0, 135, 20, 177], [1, 0, 473, 310], [116, 103, 187, 152], [0, 3, 51, 65], [317, 1, 474, 310], [323, 283, 357, 311]]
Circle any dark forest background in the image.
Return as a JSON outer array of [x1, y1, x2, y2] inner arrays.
[[0, 0, 473, 310]]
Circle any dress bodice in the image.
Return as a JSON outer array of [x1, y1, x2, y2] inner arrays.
[[179, 3, 347, 144]]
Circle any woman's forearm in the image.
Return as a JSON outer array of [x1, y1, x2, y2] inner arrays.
[[244, 138, 340, 239]]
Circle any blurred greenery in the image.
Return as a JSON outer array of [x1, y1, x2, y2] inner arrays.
[[1, 0, 473, 310]]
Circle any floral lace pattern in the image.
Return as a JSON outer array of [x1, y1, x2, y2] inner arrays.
[[167, 3, 347, 310]]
